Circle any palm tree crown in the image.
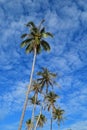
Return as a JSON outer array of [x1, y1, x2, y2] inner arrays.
[[53, 107, 65, 126], [29, 95, 41, 105], [37, 67, 57, 93], [35, 114, 47, 127], [45, 91, 59, 130], [45, 91, 59, 111], [21, 19, 53, 54], [26, 119, 33, 130], [31, 80, 42, 94]]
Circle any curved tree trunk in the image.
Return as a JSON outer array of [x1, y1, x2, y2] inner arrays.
[[18, 48, 37, 130]]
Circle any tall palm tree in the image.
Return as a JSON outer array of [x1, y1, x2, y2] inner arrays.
[[26, 119, 33, 130], [53, 107, 65, 130], [35, 114, 47, 129], [18, 20, 53, 130], [37, 67, 57, 93], [45, 91, 59, 130]]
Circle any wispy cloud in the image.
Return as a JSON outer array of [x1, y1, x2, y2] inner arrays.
[[0, 0, 87, 130], [0, 81, 28, 120]]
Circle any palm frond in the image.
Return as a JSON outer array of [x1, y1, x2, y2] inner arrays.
[[40, 27, 45, 33], [25, 43, 33, 54], [42, 32, 53, 38], [41, 40, 51, 51], [50, 72, 57, 77], [49, 81, 53, 88], [38, 19, 45, 29], [32, 27, 38, 33], [46, 32, 53, 37], [36, 44, 42, 54], [20, 38, 33, 48], [21, 33, 28, 39], [26, 21, 36, 28], [37, 72, 43, 76]]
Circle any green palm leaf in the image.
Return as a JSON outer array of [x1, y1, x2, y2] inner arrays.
[[42, 32, 53, 38], [50, 73, 57, 77], [26, 21, 36, 28], [38, 19, 45, 30], [25, 43, 33, 54], [40, 27, 45, 33], [32, 27, 38, 33], [37, 72, 43, 76], [20, 38, 33, 48], [21, 33, 28, 39], [41, 40, 51, 51], [36, 45, 42, 54], [39, 19, 45, 26]]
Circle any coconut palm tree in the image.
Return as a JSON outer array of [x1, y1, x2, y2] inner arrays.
[[53, 107, 65, 130], [37, 67, 57, 93], [18, 20, 53, 130], [45, 91, 59, 130], [35, 114, 47, 129], [26, 119, 33, 130]]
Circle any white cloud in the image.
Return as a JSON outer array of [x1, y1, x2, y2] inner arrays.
[[61, 86, 87, 120], [64, 51, 83, 70], [0, 81, 28, 119], [0, 0, 87, 130]]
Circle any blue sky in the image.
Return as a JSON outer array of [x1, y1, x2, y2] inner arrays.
[[0, 0, 87, 130]]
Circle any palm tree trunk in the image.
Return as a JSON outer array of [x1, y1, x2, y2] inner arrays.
[[50, 109, 52, 130], [18, 48, 37, 130], [51, 117, 52, 130], [58, 124, 60, 130], [28, 126, 31, 130], [58, 122, 60, 130], [30, 94, 37, 130], [34, 103, 43, 130], [30, 104, 36, 130]]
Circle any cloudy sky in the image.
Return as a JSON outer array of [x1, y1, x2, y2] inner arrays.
[[0, 0, 87, 130]]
